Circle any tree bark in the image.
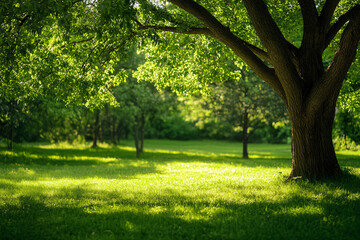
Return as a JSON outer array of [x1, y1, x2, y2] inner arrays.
[[289, 101, 341, 179], [242, 107, 249, 159]]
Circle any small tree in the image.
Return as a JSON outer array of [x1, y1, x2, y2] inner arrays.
[[203, 70, 287, 158], [113, 80, 162, 157]]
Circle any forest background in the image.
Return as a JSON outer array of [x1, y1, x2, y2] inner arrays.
[[1, 43, 359, 154], [1, 0, 360, 158]]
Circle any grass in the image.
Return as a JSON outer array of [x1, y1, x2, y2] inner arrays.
[[0, 139, 360, 240]]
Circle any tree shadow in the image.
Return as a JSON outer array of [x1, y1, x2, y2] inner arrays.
[[1, 144, 360, 239], [0, 144, 292, 167], [1, 185, 360, 240], [289, 169, 360, 194], [337, 153, 360, 168]]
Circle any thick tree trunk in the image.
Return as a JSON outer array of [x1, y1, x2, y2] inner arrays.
[[288, 104, 342, 180], [242, 108, 249, 159]]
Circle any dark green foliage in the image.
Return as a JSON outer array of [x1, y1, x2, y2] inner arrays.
[[334, 110, 360, 143]]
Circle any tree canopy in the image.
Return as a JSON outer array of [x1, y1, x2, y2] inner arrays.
[[1, 0, 360, 179]]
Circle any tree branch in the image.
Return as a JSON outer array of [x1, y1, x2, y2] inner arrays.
[[18, 14, 30, 27], [136, 20, 271, 62], [243, 0, 301, 105], [323, 5, 360, 51], [100, 32, 137, 66], [298, 0, 318, 24], [61, 36, 95, 48], [167, 0, 285, 100], [137, 23, 214, 36], [298, 0, 319, 51], [319, 0, 340, 32], [243, 43, 270, 63], [306, 12, 360, 115]]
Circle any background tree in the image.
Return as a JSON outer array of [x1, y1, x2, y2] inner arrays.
[[91, 109, 101, 148], [333, 109, 360, 149], [0, 99, 27, 149], [113, 79, 162, 157], [203, 70, 287, 159]]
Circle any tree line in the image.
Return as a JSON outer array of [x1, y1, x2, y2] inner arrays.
[[1, 46, 359, 157]]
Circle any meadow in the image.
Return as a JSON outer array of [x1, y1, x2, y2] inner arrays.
[[1, 140, 360, 240]]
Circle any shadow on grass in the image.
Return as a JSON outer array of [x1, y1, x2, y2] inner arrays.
[[290, 169, 360, 195], [1, 184, 360, 240], [0, 145, 293, 182], [1, 144, 360, 239], [0, 145, 292, 168], [337, 154, 360, 168]]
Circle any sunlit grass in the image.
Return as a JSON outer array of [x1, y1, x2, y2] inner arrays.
[[0, 140, 360, 240]]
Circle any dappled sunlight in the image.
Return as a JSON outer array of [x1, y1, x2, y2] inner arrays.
[[1, 141, 360, 239]]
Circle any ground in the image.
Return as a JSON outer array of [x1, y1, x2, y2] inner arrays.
[[0, 140, 360, 240]]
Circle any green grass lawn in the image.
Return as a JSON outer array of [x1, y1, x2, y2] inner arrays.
[[0, 140, 360, 240]]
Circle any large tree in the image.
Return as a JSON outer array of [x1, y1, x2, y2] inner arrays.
[[134, 0, 360, 179], [1, 0, 360, 179]]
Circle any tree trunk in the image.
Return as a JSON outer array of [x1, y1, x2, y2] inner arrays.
[[111, 118, 116, 145], [242, 107, 249, 159], [91, 110, 100, 148], [288, 103, 342, 180], [134, 123, 140, 158], [7, 122, 13, 150], [140, 113, 145, 153], [116, 122, 122, 144]]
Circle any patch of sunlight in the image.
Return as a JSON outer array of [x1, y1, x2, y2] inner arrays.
[[348, 193, 360, 201], [8, 167, 36, 176], [124, 220, 137, 231], [48, 155, 119, 163], [172, 205, 212, 221], [7, 152, 41, 159], [145, 148, 217, 158], [127, 160, 151, 167], [119, 146, 136, 151], [174, 204, 229, 222], [9, 178, 99, 191], [37, 142, 96, 149], [337, 150, 360, 156], [276, 205, 324, 216], [0, 179, 14, 186], [149, 205, 167, 214], [1, 150, 18, 156], [248, 154, 282, 159], [218, 153, 242, 158], [5, 150, 121, 163], [6, 176, 160, 197]]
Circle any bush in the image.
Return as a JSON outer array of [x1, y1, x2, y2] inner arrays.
[[333, 136, 360, 151]]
